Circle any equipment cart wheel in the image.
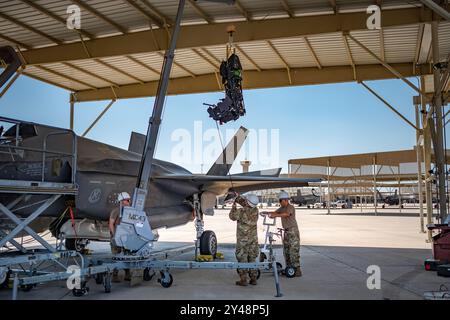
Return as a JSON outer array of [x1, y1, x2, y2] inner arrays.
[[271, 262, 283, 275], [72, 282, 89, 297], [94, 273, 104, 285], [200, 230, 217, 257], [103, 273, 111, 293], [20, 284, 35, 292], [285, 266, 296, 278], [259, 252, 267, 262], [158, 271, 173, 288], [143, 268, 155, 281], [0, 269, 10, 289]]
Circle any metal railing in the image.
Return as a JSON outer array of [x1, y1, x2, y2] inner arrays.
[[0, 117, 77, 185], [42, 131, 77, 183]]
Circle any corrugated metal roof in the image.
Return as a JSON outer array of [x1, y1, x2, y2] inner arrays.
[[0, 0, 447, 100]]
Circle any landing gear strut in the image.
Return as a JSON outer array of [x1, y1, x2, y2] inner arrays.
[[193, 194, 218, 258]]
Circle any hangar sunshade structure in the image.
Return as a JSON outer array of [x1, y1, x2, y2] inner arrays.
[[0, 0, 449, 218], [289, 148, 450, 237], [0, 0, 448, 102]]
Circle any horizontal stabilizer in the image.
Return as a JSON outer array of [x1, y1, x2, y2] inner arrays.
[[232, 168, 281, 177]]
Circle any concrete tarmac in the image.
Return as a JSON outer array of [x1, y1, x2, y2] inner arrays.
[[0, 207, 448, 300]]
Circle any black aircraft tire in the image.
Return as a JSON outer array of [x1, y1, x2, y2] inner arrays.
[[199, 230, 217, 257], [95, 273, 104, 285]]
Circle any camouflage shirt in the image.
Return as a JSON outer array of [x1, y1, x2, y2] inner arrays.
[[229, 206, 259, 242]]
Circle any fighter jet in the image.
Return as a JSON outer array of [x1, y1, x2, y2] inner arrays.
[[290, 188, 321, 207], [377, 190, 403, 208], [0, 117, 320, 253]]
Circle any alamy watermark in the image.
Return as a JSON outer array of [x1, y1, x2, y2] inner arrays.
[[66, 265, 81, 290], [66, 5, 81, 30], [366, 5, 381, 30], [366, 265, 381, 290], [170, 121, 280, 169]]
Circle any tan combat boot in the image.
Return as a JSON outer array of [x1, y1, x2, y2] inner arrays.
[[249, 274, 257, 285], [129, 269, 143, 287], [124, 269, 131, 281], [235, 273, 248, 286], [295, 268, 302, 277], [112, 270, 121, 283]]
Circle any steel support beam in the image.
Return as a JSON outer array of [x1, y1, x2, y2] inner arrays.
[[280, 0, 294, 18], [19, 0, 94, 39], [304, 37, 322, 69], [342, 33, 357, 80], [70, 0, 127, 34], [347, 33, 429, 99], [71, 63, 430, 102], [419, 0, 450, 21], [0, 195, 60, 252], [122, 0, 164, 28], [81, 99, 116, 137], [327, 159, 331, 215], [0, 69, 22, 99], [70, 99, 74, 131], [188, 0, 213, 23], [20, 8, 434, 65], [415, 103, 425, 232], [360, 81, 419, 130], [421, 76, 434, 241], [431, 21, 447, 221]]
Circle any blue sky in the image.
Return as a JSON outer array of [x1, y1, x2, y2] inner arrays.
[[0, 75, 440, 174]]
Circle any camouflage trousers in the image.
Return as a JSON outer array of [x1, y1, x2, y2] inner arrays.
[[235, 239, 259, 278], [283, 229, 301, 268], [111, 242, 130, 278]]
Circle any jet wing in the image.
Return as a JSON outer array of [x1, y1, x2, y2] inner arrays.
[[155, 175, 321, 195]]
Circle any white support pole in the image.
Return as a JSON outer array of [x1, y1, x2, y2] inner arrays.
[[373, 156, 377, 215], [327, 159, 331, 215], [431, 21, 447, 221], [415, 103, 425, 233], [398, 176, 402, 213], [421, 76, 434, 242]]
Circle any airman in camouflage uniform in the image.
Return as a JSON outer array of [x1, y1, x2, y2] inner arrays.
[[229, 194, 259, 286], [270, 191, 302, 277]]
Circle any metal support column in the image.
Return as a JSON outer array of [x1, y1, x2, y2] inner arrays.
[[69, 99, 74, 131], [373, 156, 377, 215], [398, 177, 402, 213], [419, 0, 450, 21], [327, 159, 331, 215], [415, 102, 426, 232], [431, 21, 447, 222], [421, 76, 434, 241]]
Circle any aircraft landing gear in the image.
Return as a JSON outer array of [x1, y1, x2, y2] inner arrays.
[[193, 194, 218, 258], [65, 238, 89, 253], [200, 230, 217, 257]]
